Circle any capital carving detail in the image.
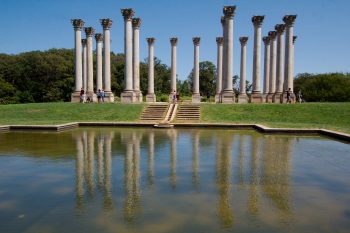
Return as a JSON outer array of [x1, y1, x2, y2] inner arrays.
[[100, 18, 113, 30], [193, 37, 200, 46], [95, 33, 103, 42], [147, 38, 155, 45], [283, 15, 297, 27], [263, 36, 270, 45], [275, 24, 286, 34], [216, 37, 224, 45], [81, 39, 87, 45], [252, 16, 265, 27], [223, 6, 236, 18], [268, 31, 277, 40], [121, 8, 134, 21], [239, 37, 248, 45], [170, 37, 178, 46], [132, 18, 142, 28], [84, 27, 95, 37], [293, 36, 297, 44], [72, 19, 84, 30], [221, 16, 226, 26]]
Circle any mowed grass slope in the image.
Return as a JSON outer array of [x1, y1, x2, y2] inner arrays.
[[0, 102, 144, 125], [201, 103, 350, 133]]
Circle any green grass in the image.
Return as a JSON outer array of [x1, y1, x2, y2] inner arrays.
[[0, 102, 144, 125], [201, 103, 350, 133], [0, 102, 349, 134]]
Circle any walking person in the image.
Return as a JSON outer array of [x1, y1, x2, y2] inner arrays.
[[97, 89, 102, 103], [172, 90, 177, 103], [287, 88, 292, 104], [101, 89, 105, 102]]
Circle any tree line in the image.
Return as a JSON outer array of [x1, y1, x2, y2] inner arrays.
[[0, 48, 349, 104]]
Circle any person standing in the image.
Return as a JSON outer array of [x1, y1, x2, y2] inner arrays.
[[287, 88, 292, 103], [101, 89, 105, 102]]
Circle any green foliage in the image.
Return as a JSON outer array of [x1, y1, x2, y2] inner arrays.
[[187, 61, 216, 97], [294, 73, 350, 102]]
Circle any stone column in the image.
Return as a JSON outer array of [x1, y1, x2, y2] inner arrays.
[[221, 16, 227, 98], [215, 37, 223, 103], [95, 33, 103, 93], [100, 18, 114, 102], [267, 31, 277, 103], [238, 37, 248, 103], [273, 24, 285, 103], [132, 18, 142, 102], [221, 6, 236, 103], [121, 8, 136, 103], [82, 39, 87, 92], [251, 16, 265, 103], [170, 38, 178, 98], [282, 15, 297, 103], [262, 36, 270, 103], [192, 37, 201, 103], [85, 27, 97, 102], [146, 38, 156, 102], [71, 19, 84, 102]]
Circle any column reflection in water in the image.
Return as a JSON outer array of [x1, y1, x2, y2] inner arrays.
[[123, 131, 142, 222], [216, 133, 234, 228], [97, 133, 104, 190], [192, 130, 200, 189], [86, 131, 95, 196], [147, 131, 155, 186], [238, 134, 245, 189], [247, 136, 260, 216], [75, 135, 85, 212], [103, 131, 113, 211], [168, 130, 177, 190], [262, 136, 292, 221]]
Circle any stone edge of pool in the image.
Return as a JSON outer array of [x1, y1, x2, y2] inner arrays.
[[0, 122, 349, 143]]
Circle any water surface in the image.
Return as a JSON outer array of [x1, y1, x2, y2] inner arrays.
[[0, 128, 349, 233]]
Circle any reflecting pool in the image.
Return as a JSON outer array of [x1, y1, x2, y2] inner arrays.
[[0, 128, 349, 233]]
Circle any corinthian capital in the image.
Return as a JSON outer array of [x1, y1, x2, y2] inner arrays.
[[132, 18, 142, 29], [95, 33, 103, 42], [81, 39, 87, 45], [170, 37, 178, 46], [121, 8, 134, 21], [216, 37, 224, 45], [283, 15, 297, 27], [268, 31, 277, 40], [84, 27, 95, 37], [239, 37, 248, 45], [100, 18, 113, 30], [252, 16, 265, 27], [147, 38, 155, 45], [275, 24, 286, 34], [262, 36, 270, 45], [193, 37, 200, 46], [71, 19, 84, 30], [223, 6, 236, 19]]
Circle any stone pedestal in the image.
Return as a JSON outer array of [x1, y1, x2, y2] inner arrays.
[[104, 91, 115, 103], [146, 93, 156, 103], [238, 94, 248, 104], [71, 91, 81, 103], [135, 91, 143, 102], [272, 93, 283, 103], [266, 94, 274, 103], [251, 93, 264, 103], [221, 91, 235, 103], [121, 91, 136, 103], [215, 94, 221, 103], [261, 94, 267, 103], [192, 93, 201, 103]]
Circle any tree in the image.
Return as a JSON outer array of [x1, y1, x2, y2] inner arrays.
[[187, 61, 216, 96]]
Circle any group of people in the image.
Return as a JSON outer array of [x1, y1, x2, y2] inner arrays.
[[79, 88, 105, 103], [286, 88, 304, 104], [172, 90, 180, 103]]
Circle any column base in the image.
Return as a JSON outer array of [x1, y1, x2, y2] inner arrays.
[[135, 91, 143, 103], [121, 91, 137, 103], [103, 91, 115, 103], [71, 91, 81, 103], [146, 93, 156, 103], [237, 94, 248, 104], [266, 93, 274, 103], [261, 94, 268, 103], [192, 93, 201, 103], [272, 92, 283, 103], [215, 94, 221, 103], [221, 90, 235, 103], [250, 92, 263, 103], [281, 92, 295, 103]]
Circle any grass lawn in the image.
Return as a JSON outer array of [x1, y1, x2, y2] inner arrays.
[[0, 102, 349, 134], [0, 102, 145, 125], [201, 103, 350, 133]]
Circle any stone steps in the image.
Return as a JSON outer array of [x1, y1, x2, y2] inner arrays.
[[141, 104, 169, 121], [176, 104, 200, 121]]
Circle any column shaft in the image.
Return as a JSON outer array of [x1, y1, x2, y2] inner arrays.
[[82, 39, 87, 92], [216, 38, 223, 96], [263, 38, 270, 95], [225, 16, 233, 91], [240, 40, 247, 94], [193, 39, 200, 94], [268, 31, 277, 98], [221, 17, 227, 93], [95, 34, 103, 91], [104, 29, 111, 91], [252, 25, 261, 93], [171, 39, 177, 92], [125, 19, 133, 91], [276, 25, 285, 94], [148, 42, 154, 94], [132, 18, 141, 94], [74, 29, 83, 92]]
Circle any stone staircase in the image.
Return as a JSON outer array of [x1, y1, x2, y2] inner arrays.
[[140, 104, 169, 121], [176, 104, 200, 121]]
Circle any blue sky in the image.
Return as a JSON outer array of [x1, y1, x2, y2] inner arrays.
[[0, 0, 349, 82]]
